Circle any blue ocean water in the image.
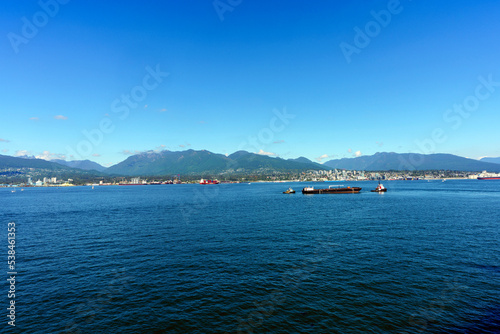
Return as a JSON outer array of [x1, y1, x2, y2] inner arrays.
[[1, 180, 499, 333]]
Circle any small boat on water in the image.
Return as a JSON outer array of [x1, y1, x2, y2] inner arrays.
[[283, 187, 295, 194], [302, 185, 362, 194], [371, 182, 387, 192]]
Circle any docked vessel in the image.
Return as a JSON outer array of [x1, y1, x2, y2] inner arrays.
[[477, 171, 500, 180], [200, 179, 220, 185], [302, 185, 362, 194], [119, 177, 147, 185]]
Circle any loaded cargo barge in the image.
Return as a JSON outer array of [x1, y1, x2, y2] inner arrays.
[[302, 185, 362, 194]]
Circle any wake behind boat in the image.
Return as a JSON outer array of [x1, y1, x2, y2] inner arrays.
[[302, 185, 361, 194]]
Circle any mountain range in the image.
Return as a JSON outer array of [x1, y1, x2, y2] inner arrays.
[[2, 151, 500, 177], [105, 150, 327, 176], [323, 152, 500, 172]]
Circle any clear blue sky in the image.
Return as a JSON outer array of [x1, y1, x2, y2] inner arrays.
[[1, 0, 500, 166]]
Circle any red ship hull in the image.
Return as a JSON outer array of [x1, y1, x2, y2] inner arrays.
[[200, 179, 220, 185]]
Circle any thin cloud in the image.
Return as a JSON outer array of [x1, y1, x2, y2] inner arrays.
[[273, 140, 285, 144], [36, 151, 66, 161], [315, 154, 331, 163], [355, 150, 362, 157], [30, 117, 39, 121], [376, 141, 384, 147], [1, 149, 8, 153], [257, 149, 277, 157], [121, 150, 141, 155], [92, 153, 101, 157], [15, 150, 31, 157], [0, 138, 10, 143], [347, 148, 352, 153], [158, 108, 167, 112], [54, 115, 68, 120], [154, 145, 168, 152]]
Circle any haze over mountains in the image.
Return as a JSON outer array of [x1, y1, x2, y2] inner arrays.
[[2, 150, 500, 177]]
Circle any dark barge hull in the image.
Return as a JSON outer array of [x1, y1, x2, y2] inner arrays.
[[371, 189, 387, 192], [302, 187, 362, 194]]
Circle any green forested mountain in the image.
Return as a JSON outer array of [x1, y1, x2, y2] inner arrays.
[[105, 150, 327, 176]]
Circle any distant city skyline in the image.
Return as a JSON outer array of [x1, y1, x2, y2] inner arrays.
[[2, 1, 500, 166]]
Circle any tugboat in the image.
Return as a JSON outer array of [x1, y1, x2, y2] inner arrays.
[[283, 187, 296, 194], [302, 185, 362, 194], [371, 182, 387, 192]]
